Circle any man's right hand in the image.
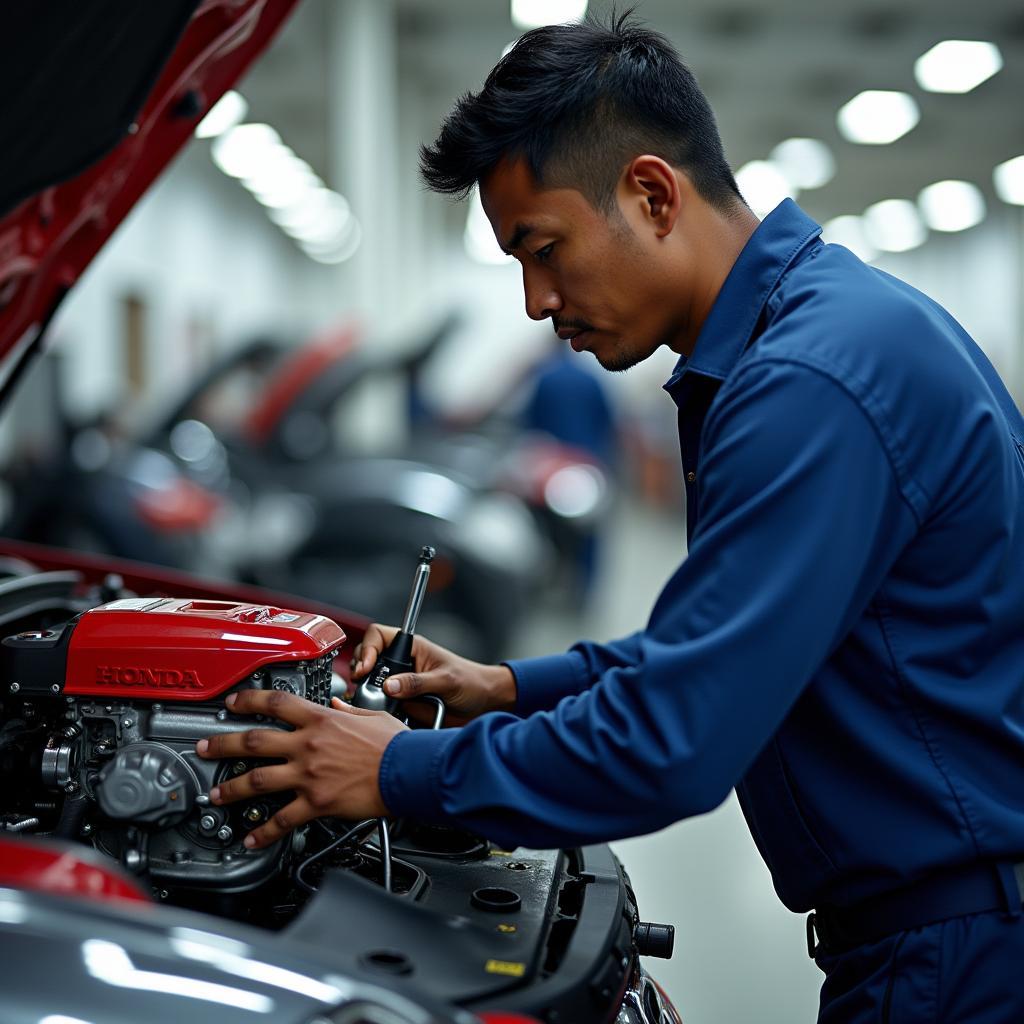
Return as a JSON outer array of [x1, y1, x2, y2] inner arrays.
[[351, 624, 517, 724]]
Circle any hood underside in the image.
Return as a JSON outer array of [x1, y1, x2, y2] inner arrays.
[[0, 0, 301, 383]]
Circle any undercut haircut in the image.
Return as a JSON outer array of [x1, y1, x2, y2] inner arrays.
[[420, 7, 743, 215]]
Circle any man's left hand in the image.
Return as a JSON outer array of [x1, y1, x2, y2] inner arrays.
[[195, 690, 407, 849]]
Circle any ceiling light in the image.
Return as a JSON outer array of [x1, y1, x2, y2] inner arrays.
[[194, 91, 248, 139], [211, 123, 281, 178], [822, 215, 877, 263], [917, 180, 986, 233], [302, 219, 363, 264], [465, 187, 513, 265], [511, 0, 587, 30], [994, 155, 1024, 206], [735, 161, 795, 218], [914, 40, 1002, 94], [863, 199, 927, 253], [770, 138, 836, 191], [274, 189, 351, 240], [244, 148, 316, 197], [837, 91, 919, 145]]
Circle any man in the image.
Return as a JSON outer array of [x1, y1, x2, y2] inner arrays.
[[197, 12, 1024, 1021]]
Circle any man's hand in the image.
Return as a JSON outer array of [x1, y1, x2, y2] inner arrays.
[[353, 624, 517, 723], [195, 689, 406, 849]]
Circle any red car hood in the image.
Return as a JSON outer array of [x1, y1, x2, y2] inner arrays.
[[0, 0, 301, 392]]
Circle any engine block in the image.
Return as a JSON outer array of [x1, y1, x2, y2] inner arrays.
[[1, 597, 345, 902]]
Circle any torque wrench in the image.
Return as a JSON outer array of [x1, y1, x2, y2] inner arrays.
[[350, 546, 435, 715]]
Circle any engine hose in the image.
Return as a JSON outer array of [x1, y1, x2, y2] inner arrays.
[[55, 790, 89, 839]]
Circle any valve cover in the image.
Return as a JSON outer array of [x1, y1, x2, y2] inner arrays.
[[2, 598, 345, 701]]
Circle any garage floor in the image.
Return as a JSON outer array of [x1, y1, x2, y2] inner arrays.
[[510, 495, 823, 1024]]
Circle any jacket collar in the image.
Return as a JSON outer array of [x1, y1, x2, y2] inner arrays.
[[663, 199, 822, 400]]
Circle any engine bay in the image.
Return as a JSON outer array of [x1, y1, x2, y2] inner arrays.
[[0, 561, 672, 1021]]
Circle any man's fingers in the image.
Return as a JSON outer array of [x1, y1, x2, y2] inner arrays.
[[209, 763, 298, 806], [195, 727, 295, 760], [222, 688, 323, 726], [242, 796, 316, 850], [352, 624, 399, 678], [383, 671, 442, 699]]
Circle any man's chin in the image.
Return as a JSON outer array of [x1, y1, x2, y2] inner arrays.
[[593, 341, 644, 373]]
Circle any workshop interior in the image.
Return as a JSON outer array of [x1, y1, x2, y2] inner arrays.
[[0, 2, 1022, 1023]]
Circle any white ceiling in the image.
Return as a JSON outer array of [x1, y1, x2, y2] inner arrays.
[[238, 0, 1024, 226]]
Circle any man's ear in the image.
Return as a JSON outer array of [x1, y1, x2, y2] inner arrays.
[[621, 155, 682, 238]]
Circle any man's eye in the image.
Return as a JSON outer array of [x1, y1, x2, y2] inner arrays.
[[533, 243, 555, 263]]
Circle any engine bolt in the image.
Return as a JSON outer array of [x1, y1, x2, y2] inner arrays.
[[233, 761, 247, 776], [50, 684, 60, 694], [64, 781, 79, 794], [199, 814, 217, 833], [122, 719, 133, 728], [151, 703, 162, 712], [244, 806, 263, 823], [9, 683, 19, 693], [216, 709, 228, 721], [80, 823, 94, 836], [217, 826, 233, 843]]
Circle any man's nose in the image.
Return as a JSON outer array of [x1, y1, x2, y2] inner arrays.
[[523, 268, 562, 321]]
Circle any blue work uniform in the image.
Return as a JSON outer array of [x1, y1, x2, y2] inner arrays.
[[381, 200, 1024, 1021]]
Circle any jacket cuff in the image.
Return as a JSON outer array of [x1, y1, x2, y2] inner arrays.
[[378, 727, 458, 821], [505, 650, 591, 717]]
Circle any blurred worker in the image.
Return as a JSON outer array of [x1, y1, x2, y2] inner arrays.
[[521, 338, 617, 596], [200, 12, 1024, 1022]]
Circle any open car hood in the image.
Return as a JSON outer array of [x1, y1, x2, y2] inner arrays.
[[0, 0, 301, 397]]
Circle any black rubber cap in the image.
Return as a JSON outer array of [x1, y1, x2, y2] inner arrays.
[[635, 921, 675, 958]]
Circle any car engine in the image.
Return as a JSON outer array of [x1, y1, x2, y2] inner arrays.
[[0, 568, 344, 916], [0, 562, 679, 1023]]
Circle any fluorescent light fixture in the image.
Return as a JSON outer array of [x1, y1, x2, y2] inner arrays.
[[195, 90, 248, 139], [465, 187, 513, 265], [770, 138, 835, 191], [822, 215, 878, 263], [917, 180, 986, 232], [244, 148, 318, 207], [211, 123, 281, 178], [994, 155, 1024, 206], [735, 160, 795, 218], [281, 192, 352, 243], [863, 199, 927, 253], [914, 40, 1002, 94], [208, 120, 357, 264], [302, 219, 363, 265], [511, 0, 587, 30], [837, 91, 919, 145]]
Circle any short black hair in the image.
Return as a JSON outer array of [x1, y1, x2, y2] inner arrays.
[[420, 7, 742, 215]]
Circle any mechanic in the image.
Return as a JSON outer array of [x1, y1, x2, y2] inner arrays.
[[197, 12, 1024, 1022]]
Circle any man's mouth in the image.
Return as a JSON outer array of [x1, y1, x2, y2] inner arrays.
[[556, 326, 594, 351]]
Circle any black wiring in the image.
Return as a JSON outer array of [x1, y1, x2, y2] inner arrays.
[[298, 694, 446, 896], [295, 817, 377, 894]]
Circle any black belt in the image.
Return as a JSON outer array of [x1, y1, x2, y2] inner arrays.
[[807, 861, 1024, 958]]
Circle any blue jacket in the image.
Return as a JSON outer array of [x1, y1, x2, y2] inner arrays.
[[380, 200, 1024, 912]]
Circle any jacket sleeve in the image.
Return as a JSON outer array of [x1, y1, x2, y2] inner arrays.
[[505, 632, 646, 716], [378, 360, 920, 848]]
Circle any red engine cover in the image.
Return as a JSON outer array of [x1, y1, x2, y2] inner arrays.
[[64, 598, 345, 701]]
